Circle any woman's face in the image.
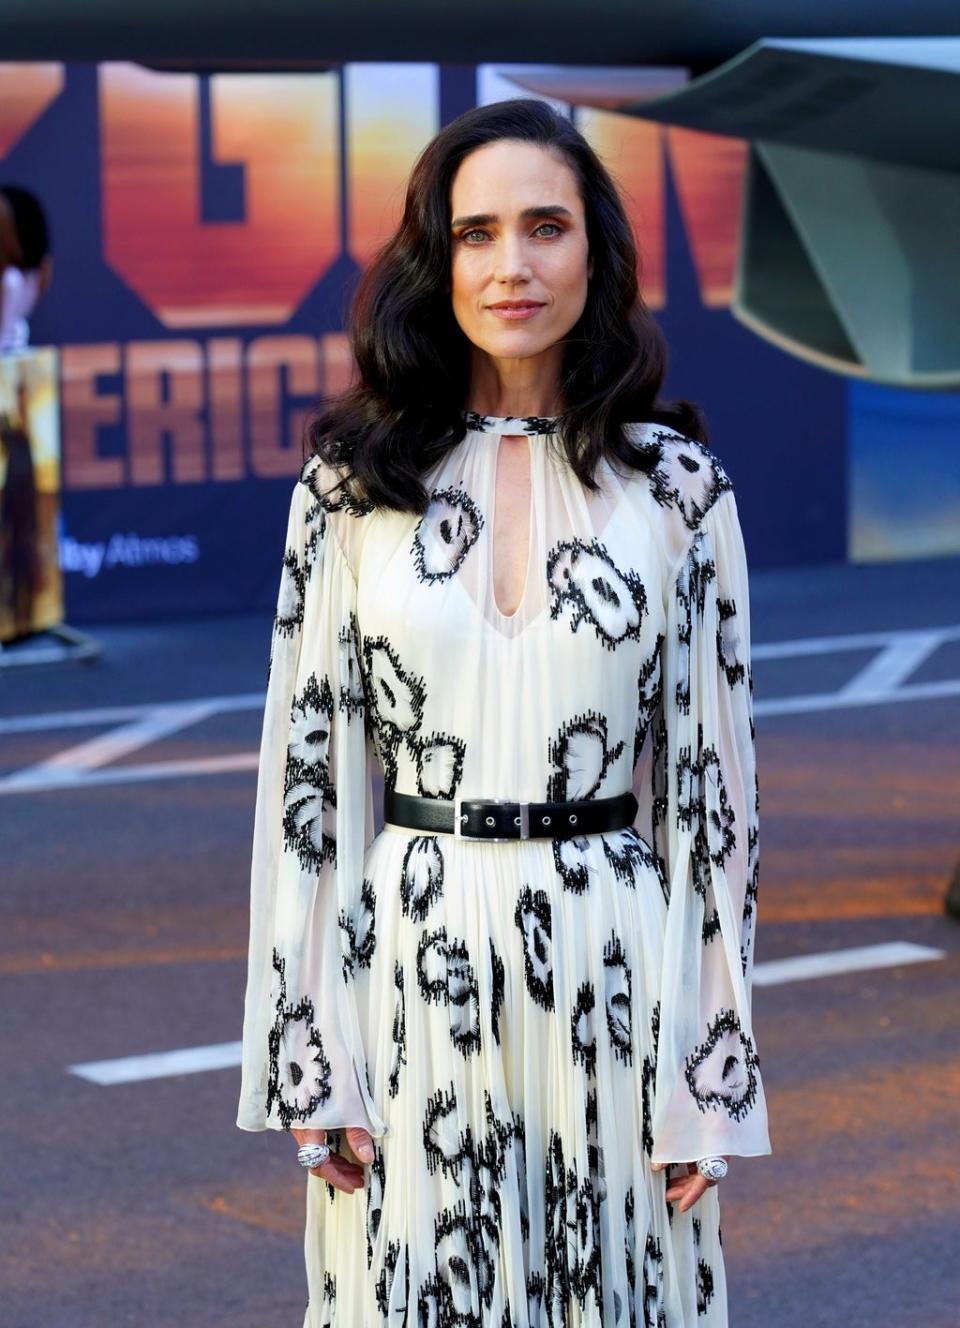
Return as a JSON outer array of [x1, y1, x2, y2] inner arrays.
[[448, 139, 592, 367]]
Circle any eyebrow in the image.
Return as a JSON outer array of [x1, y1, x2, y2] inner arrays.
[[450, 204, 574, 230]]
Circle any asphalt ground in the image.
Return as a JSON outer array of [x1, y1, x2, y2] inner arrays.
[[1, 552, 958, 1327]]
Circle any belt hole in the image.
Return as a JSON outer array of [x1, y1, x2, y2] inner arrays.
[[513, 816, 521, 826], [485, 815, 495, 826], [542, 815, 551, 825], [569, 813, 577, 824]]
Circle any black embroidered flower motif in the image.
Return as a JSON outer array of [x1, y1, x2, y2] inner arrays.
[[358, 633, 469, 801], [676, 726, 737, 899], [717, 595, 747, 688], [633, 635, 663, 768], [375, 1238, 409, 1320], [489, 938, 505, 1047], [414, 730, 467, 800], [621, 1185, 638, 1324], [603, 931, 633, 1065], [362, 635, 426, 737], [337, 611, 366, 723], [423, 1090, 516, 1322], [602, 826, 659, 890], [684, 1007, 760, 1121], [266, 948, 332, 1129], [411, 486, 485, 582], [546, 710, 625, 802], [546, 536, 648, 651], [282, 673, 337, 872], [641, 1001, 660, 1156], [674, 528, 716, 714], [647, 430, 732, 532], [692, 1216, 716, 1315], [571, 980, 596, 1076], [643, 1232, 667, 1328], [416, 926, 481, 1055], [338, 875, 376, 981], [551, 835, 595, 895], [514, 885, 554, 1010], [435, 1196, 496, 1319], [300, 455, 376, 517], [365, 1141, 386, 1269], [400, 835, 445, 923], [422, 1081, 469, 1182], [360, 634, 427, 789], [274, 545, 307, 640], [318, 1270, 336, 1328], [542, 1127, 603, 1317], [388, 961, 406, 1099]]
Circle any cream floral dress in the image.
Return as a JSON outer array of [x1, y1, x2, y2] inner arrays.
[[237, 411, 772, 1326]]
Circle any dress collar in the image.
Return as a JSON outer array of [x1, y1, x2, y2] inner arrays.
[[463, 410, 559, 437]]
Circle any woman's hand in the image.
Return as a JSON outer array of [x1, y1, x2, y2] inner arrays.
[[290, 1125, 375, 1195], [651, 1157, 730, 1212]]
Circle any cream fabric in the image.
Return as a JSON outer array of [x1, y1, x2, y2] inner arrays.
[[237, 414, 771, 1325]]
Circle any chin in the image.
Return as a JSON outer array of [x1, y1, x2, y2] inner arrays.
[[475, 329, 558, 360]]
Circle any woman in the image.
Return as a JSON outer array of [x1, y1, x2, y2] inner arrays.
[[237, 96, 771, 1326]]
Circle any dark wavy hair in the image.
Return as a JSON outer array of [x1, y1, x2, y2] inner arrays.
[[303, 97, 707, 514]]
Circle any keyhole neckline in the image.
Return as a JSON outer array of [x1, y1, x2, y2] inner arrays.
[[463, 409, 559, 437]]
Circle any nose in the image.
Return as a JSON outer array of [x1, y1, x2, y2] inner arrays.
[[493, 232, 532, 286]]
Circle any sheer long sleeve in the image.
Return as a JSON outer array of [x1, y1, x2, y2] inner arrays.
[[236, 457, 387, 1138], [635, 484, 772, 1163]]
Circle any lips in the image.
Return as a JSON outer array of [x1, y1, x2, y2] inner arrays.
[[486, 300, 546, 322]]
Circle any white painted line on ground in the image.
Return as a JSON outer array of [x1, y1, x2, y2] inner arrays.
[[753, 677, 960, 716], [0, 752, 260, 794], [0, 693, 265, 736], [839, 631, 943, 697], [752, 941, 946, 987], [66, 942, 948, 1086], [22, 702, 217, 776], [752, 623, 960, 660], [70, 1041, 243, 1085]]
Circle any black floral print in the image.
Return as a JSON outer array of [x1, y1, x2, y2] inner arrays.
[[647, 429, 732, 531], [339, 875, 376, 981], [266, 948, 332, 1129], [546, 710, 625, 802], [400, 835, 445, 922], [412, 485, 485, 582], [546, 536, 648, 651], [282, 673, 337, 873], [417, 926, 482, 1056], [514, 886, 554, 1011], [684, 1007, 761, 1121]]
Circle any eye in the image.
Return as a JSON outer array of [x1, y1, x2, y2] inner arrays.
[[459, 228, 490, 244], [534, 222, 562, 238]]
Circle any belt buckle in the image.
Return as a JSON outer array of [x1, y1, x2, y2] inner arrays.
[[454, 796, 530, 841]]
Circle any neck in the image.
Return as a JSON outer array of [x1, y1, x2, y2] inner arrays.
[[465, 345, 563, 419]]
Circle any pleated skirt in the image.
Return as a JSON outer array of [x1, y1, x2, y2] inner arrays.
[[304, 823, 727, 1327]]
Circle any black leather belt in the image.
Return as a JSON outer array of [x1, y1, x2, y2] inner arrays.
[[383, 788, 639, 842]]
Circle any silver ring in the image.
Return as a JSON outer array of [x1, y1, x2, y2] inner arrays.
[[696, 1156, 728, 1182], [297, 1142, 331, 1170]]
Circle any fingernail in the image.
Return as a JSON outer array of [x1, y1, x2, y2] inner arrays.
[[359, 1143, 373, 1162]]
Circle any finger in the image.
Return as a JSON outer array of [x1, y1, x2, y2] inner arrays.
[[344, 1126, 375, 1164], [664, 1175, 694, 1201], [290, 1127, 327, 1148], [678, 1176, 710, 1213], [312, 1152, 365, 1193]]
